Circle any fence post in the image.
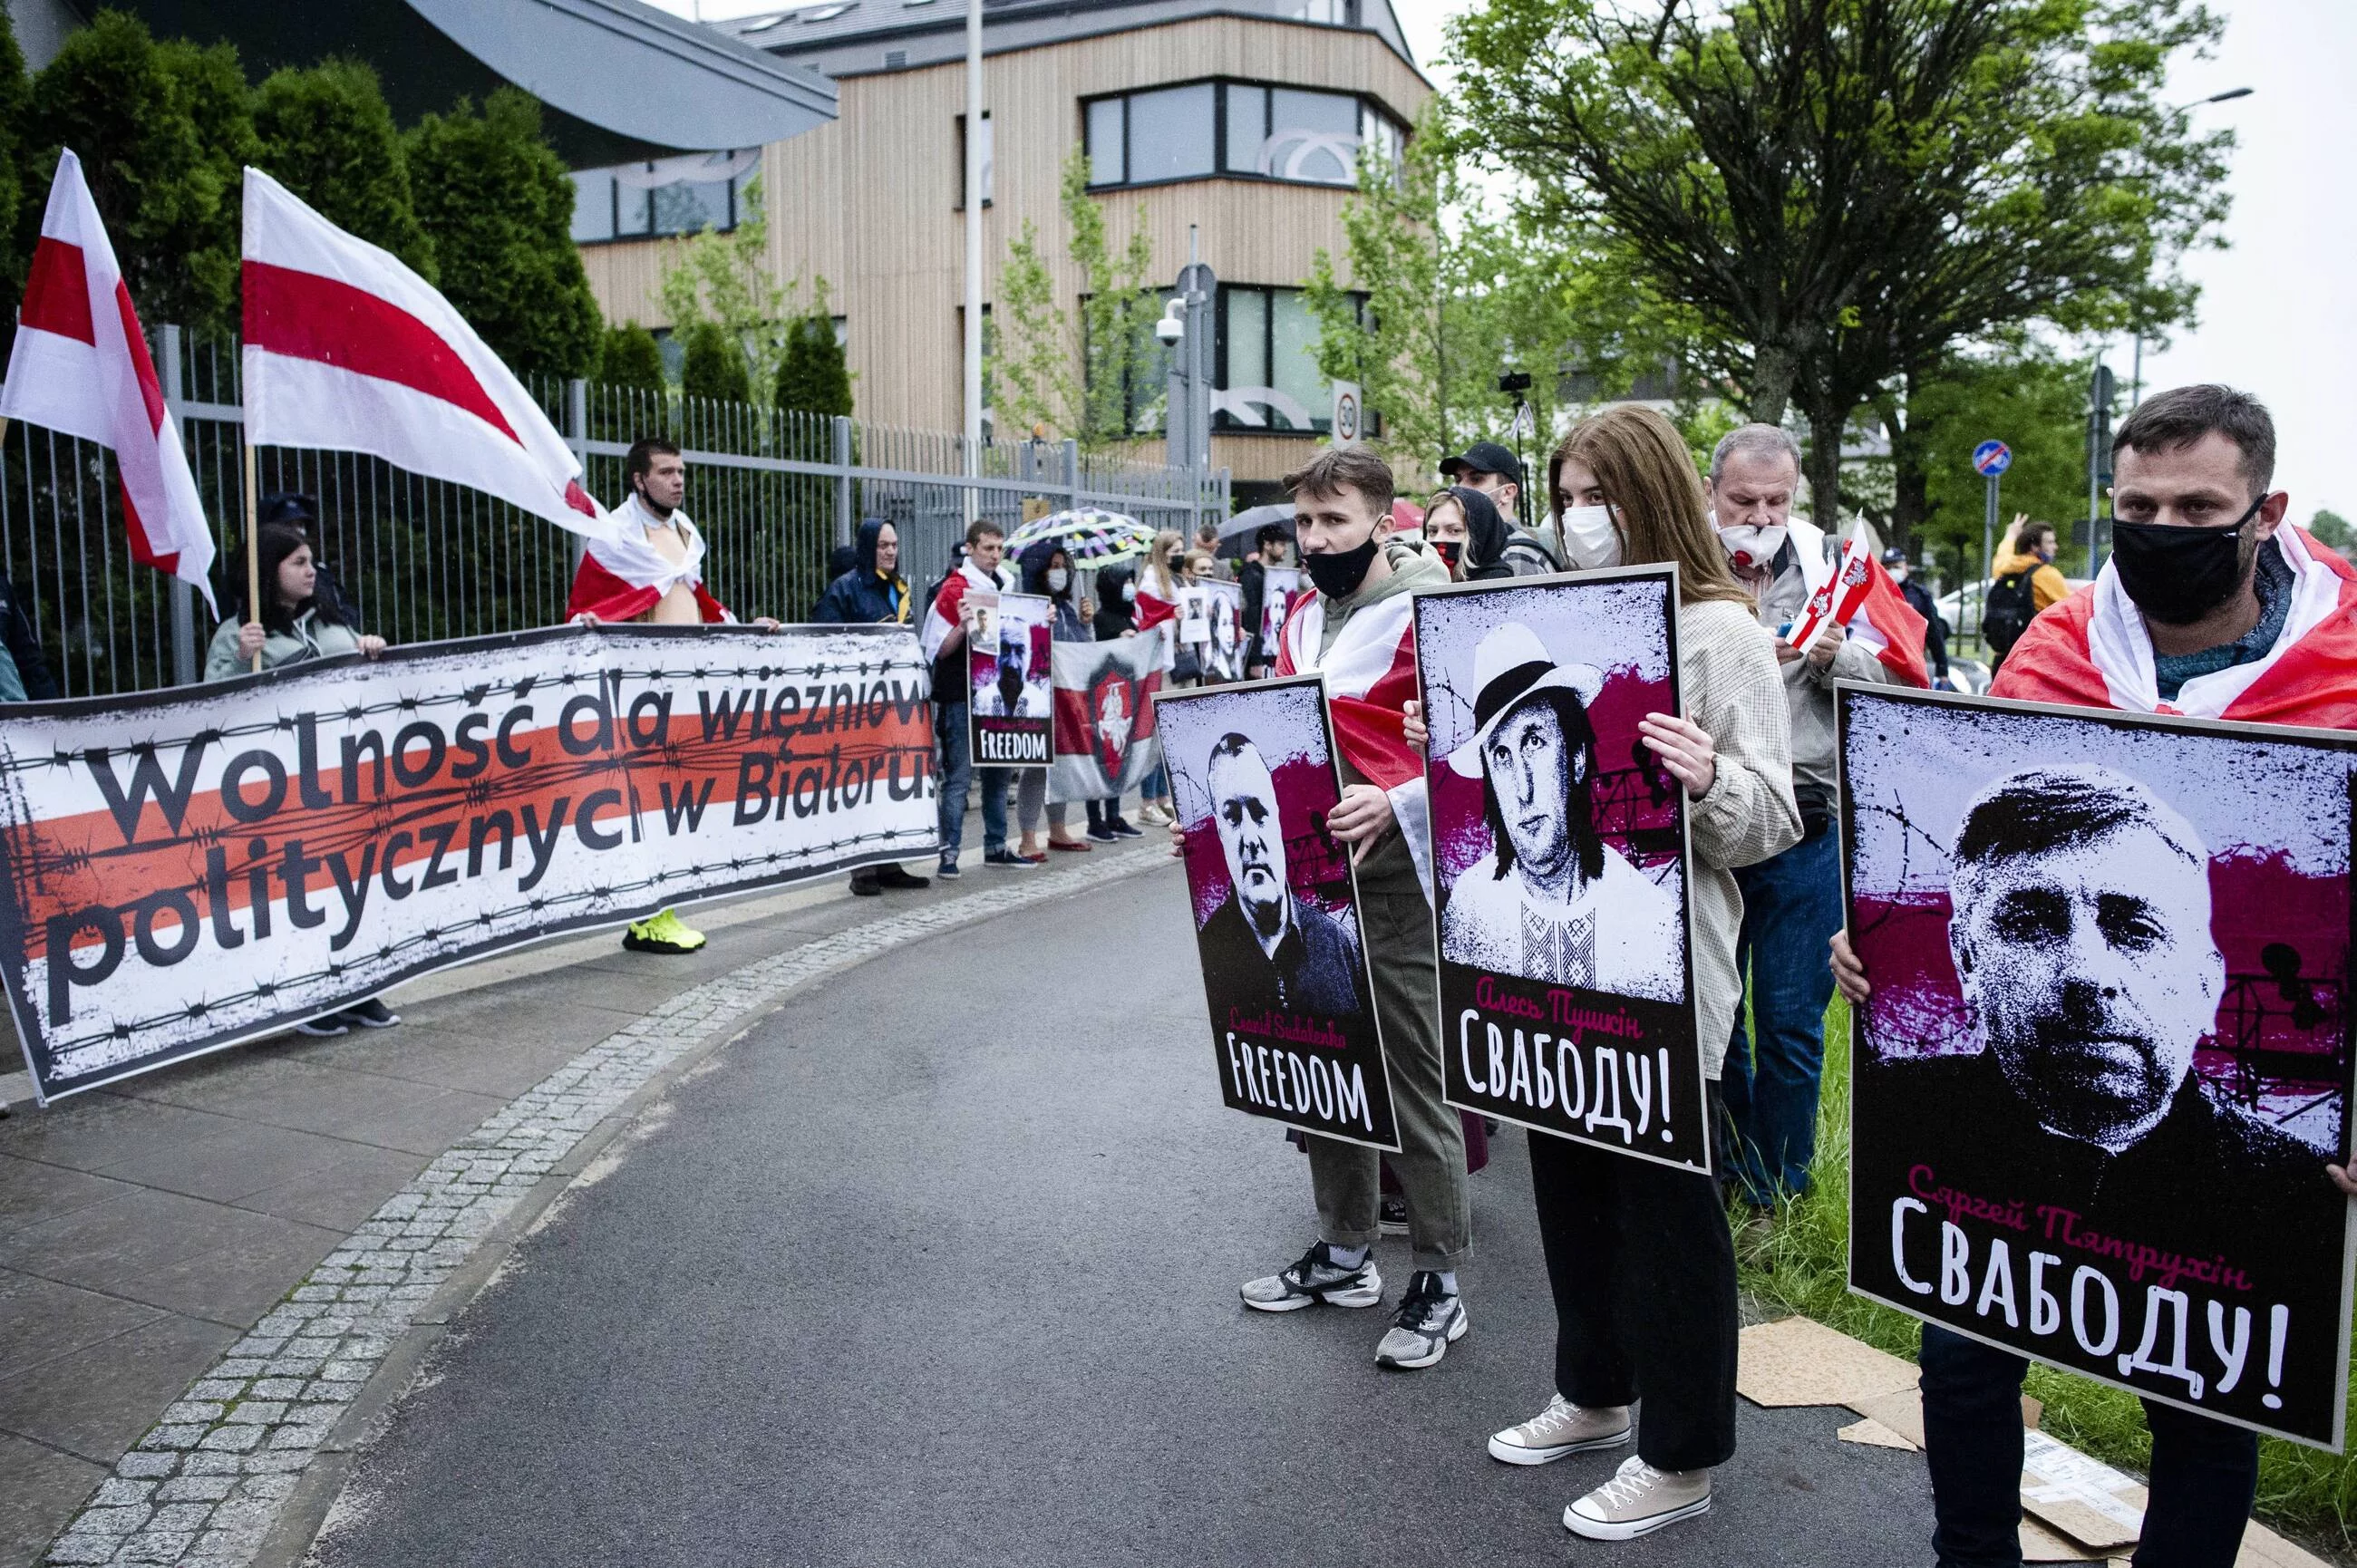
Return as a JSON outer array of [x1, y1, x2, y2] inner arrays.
[[159, 324, 198, 686], [832, 415, 854, 547], [1062, 439, 1080, 517], [565, 378, 589, 573]]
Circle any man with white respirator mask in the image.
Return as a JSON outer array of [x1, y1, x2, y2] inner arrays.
[[1693, 424, 1895, 1233]]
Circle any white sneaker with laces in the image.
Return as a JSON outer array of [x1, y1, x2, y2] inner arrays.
[[1488, 1393, 1632, 1465], [1563, 1456, 1712, 1540]]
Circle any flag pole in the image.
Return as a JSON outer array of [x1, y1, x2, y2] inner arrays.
[[242, 432, 261, 673]]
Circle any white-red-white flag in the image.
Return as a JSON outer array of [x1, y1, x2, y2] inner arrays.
[[1275, 590, 1435, 897], [1787, 528, 1930, 687], [239, 167, 602, 537], [2, 150, 216, 608]]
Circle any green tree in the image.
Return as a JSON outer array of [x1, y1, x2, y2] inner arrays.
[[775, 305, 851, 418], [20, 10, 252, 332], [2309, 509, 2352, 554], [678, 318, 750, 402], [0, 8, 29, 307], [596, 322, 667, 392], [405, 88, 599, 378], [1885, 352, 2095, 578], [1450, 0, 2233, 521], [992, 150, 1159, 455], [656, 177, 817, 398], [251, 58, 432, 279]]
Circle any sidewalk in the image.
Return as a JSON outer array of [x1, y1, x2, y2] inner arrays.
[[0, 834, 1152, 1568]]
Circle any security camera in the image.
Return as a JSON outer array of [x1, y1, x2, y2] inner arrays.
[[1155, 298, 1186, 347]]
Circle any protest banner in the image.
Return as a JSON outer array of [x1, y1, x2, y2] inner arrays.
[[1159, 676, 1398, 1150], [1049, 625, 1162, 805], [0, 624, 936, 1104], [1414, 567, 1710, 1172], [968, 591, 1052, 766], [1841, 684, 2357, 1447]]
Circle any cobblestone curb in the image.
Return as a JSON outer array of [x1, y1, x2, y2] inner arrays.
[[44, 851, 1167, 1567]]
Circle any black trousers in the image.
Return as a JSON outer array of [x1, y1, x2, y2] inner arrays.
[[1528, 1097, 1740, 1472], [1919, 1325, 2257, 1567]]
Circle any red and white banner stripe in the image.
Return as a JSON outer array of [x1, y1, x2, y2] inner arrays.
[[1275, 589, 1432, 900], [1, 150, 216, 607], [239, 168, 600, 537]]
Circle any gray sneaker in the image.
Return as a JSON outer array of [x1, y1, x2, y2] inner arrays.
[[1564, 1456, 1712, 1540], [1488, 1393, 1633, 1465], [1374, 1270, 1465, 1369], [1239, 1242, 1382, 1312]]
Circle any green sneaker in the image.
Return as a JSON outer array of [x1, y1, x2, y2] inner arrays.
[[623, 908, 706, 953]]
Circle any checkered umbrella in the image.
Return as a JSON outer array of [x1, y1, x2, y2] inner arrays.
[[1003, 508, 1158, 565]]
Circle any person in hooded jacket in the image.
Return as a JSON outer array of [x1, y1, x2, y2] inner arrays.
[[1079, 562, 1148, 841], [812, 518, 929, 894], [1424, 485, 1517, 582], [812, 518, 911, 625], [1093, 562, 1137, 638], [1010, 539, 1101, 858]]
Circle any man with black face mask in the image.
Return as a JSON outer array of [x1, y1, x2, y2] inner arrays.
[[1227, 445, 1475, 1372], [1995, 383, 2357, 723], [1833, 383, 2357, 1568]]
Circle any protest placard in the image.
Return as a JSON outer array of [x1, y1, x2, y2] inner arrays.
[[0, 624, 936, 1102], [969, 591, 1052, 766], [1415, 567, 1710, 1172], [1842, 685, 2357, 1447], [1159, 676, 1398, 1149]]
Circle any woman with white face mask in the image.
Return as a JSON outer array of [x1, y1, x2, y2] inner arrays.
[[1473, 406, 1800, 1542], [1012, 542, 1099, 858]]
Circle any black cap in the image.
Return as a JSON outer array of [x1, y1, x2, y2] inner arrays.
[[1440, 441, 1521, 487], [1880, 547, 1908, 566], [257, 492, 319, 528]]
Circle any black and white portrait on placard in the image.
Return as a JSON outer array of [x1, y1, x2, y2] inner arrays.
[[1415, 567, 1708, 1172], [1843, 685, 2357, 1447]]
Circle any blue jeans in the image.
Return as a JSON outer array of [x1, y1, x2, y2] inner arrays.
[[1919, 1325, 2256, 1567], [1722, 820, 1841, 1205], [934, 702, 1009, 857]]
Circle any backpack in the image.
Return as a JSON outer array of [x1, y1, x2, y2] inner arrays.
[[1983, 568, 2037, 655], [1501, 528, 1564, 576]]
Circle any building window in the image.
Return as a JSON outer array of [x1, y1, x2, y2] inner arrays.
[[1214, 286, 1362, 434], [955, 111, 994, 209], [568, 150, 760, 245], [1082, 80, 1403, 191]]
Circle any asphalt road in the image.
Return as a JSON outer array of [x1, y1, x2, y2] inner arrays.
[[306, 862, 1935, 1567]]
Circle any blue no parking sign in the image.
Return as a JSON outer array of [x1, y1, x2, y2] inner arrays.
[[1972, 440, 2012, 476]]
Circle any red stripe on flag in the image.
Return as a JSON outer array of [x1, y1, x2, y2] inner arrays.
[[22, 237, 94, 344], [1052, 684, 1091, 755], [241, 261, 520, 446], [112, 279, 165, 432]]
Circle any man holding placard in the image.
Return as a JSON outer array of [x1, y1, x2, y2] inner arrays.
[[1234, 447, 1471, 1372], [1707, 424, 1905, 1216], [1835, 385, 2357, 1566]]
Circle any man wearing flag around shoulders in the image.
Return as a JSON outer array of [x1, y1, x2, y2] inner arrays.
[[1704, 423, 1916, 1224], [570, 436, 781, 953], [1231, 445, 1473, 1370], [1834, 383, 2357, 1568]]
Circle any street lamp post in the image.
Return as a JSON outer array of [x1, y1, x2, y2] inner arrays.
[[1159, 226, 1215, 535], [961, 0, 985, 525]]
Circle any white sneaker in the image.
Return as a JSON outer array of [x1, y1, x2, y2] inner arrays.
[[1239, 1242, 1383, 1312], [1564, 1456, 1712, 1540], [1137, 802, 1173, 826], [1488, 1393, 1633, 1465]]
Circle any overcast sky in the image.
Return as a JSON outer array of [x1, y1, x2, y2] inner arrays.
[[1400, 0, 2357, 521], [664, 0, 2352, 518]]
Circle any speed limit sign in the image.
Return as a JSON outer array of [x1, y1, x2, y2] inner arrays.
[[1331, 382, 1362, 447]]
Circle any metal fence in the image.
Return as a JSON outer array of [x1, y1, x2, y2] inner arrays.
[[0, 326, 1227, 698]]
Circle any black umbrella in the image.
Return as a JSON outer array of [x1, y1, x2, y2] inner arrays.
[[1215, 503, 1295, 560]]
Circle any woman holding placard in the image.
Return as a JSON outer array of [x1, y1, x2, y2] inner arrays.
[[1442, 406, 1799, 1540]]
